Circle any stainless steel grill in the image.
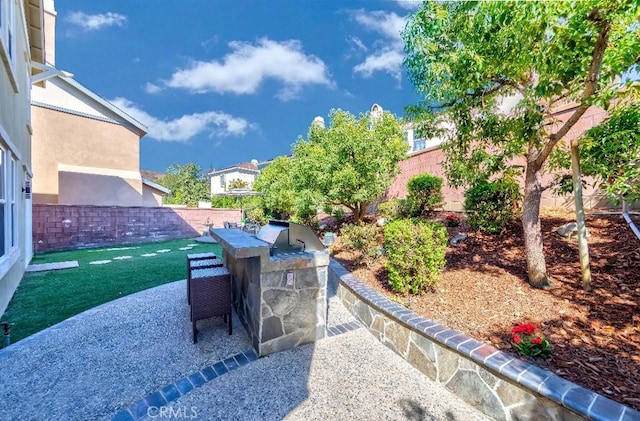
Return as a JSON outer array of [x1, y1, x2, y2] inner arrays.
[[255, 220, 324, 255]]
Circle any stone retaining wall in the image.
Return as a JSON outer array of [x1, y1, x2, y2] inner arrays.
[[328, 259, 640, 421], [32, 204, 241, 253]]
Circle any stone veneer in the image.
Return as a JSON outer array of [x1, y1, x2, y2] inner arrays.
[[211, 228, 329, 357], [328, 259, 640, 421]]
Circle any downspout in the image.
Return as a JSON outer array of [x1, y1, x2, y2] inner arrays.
[[622, 200, 640, 241]]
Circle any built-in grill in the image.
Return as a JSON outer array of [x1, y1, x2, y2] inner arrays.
[[255, 220, 324, 255], [211, 219, 329, 357]]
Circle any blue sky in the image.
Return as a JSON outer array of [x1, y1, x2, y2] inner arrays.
[[53, 0, 423, 173]]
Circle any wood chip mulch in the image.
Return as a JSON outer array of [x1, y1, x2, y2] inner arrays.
[[330, 210, 640, 411]]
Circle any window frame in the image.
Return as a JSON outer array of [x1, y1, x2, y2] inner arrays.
[[0, 0, 19, 92], [0, 147, 5, 258], [10, 155, 15, 247]]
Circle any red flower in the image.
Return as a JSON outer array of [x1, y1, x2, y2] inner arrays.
[[513, 334, 522, 343], [512, 323, 536, 336], [531, 337, 542, 345]]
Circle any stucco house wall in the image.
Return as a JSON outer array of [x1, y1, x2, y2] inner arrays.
[[0, 0, 44, 315], [30, 103, 144, 205]]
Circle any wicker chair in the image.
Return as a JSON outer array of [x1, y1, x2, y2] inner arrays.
[[189, 266, 232, 343], [186, 253, 223, 305]]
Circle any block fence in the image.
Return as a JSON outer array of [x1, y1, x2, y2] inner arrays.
[[328, 259, 640, 421], [32, 204, 242, 253]]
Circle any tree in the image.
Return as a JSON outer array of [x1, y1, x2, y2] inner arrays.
[[403, 0, 640, 288], [159, 163, 210, 207], [227, 178, 249, 190], [253, 156, 297, 219], [581, 101, 640, 203], [292, 109, 408, 224]]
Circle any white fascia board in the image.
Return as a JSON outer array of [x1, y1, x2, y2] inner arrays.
[[142, 178, 170, 194], [208, 167, 260, 176], [61, 77, 148, 135]]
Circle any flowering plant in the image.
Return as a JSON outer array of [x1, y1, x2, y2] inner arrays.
[[444, 213, 461, 227], [511, 323, 552, 360]]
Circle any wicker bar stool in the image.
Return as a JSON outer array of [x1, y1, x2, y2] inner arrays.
[[187, 256, 223, 305], [189, 266, 232, 343]]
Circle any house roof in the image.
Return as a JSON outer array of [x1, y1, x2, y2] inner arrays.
[[142, 178, 170, 194], [32, 71, 147, 136], [208, 161, 259, 176]]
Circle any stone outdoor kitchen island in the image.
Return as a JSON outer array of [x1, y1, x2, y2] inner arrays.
[[211, 224, 329, 356]]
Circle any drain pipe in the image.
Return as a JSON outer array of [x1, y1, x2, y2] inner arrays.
[[1, 322, 12, 348], [622, 201, 640, 241]]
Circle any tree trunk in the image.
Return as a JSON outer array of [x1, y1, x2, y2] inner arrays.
[[359, 202, 368, 222], [521, 159, 551, 288], [570, 138, 592, 291]]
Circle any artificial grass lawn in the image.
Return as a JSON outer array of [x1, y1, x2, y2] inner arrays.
[[1, 238, 222, 344]]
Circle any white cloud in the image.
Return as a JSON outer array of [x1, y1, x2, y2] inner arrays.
[[110, 97, 252, 142], [353, 10, 406, 44], [66, 11, 127, 31], [353, 48, 405, 80], [350, 10, 408, 82], [392, 0, 422, 10], [144, 83, 162, 94], [348, 36, 368, 53], [155, 38, 334, 100]]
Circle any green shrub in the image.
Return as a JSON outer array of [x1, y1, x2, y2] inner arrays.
[[464, 179, 521, 233], [211, 195, 240, 208], [384, 219, 447, 294], [400, 197, 420, 217], [339, 223, 380, 267], [323, 205, 346, 221], [406, 173, 444, 216], [293, 192, 319, 227], [246, 207, 268, 225], [378, 199, 404, 221], [332, 207, 346, 220]]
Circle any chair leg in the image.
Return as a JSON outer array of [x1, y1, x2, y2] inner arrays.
[[192, 321, 198, 343], [228, 312, 233, 335]]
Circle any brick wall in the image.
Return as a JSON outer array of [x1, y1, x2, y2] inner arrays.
[[32, 205, 242, 253], [384, 147, 611, 211], [385, 103, 614, 211]]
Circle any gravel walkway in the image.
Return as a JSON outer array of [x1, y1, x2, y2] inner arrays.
[[0, 280, 490, 421]]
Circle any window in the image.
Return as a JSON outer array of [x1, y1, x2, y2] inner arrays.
[[0, 148, 17, 258], [0, 148, 5, 257], [10, 156, 15, 247], [414, 139, 426, 151], [220, 174, 225, 189], [0, 0, 17, 86]]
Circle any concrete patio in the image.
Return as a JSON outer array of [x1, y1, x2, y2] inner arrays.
[[0, 277, 489, 420]]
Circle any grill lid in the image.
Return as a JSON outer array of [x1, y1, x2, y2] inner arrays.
[[255, 221, 289, 245], [256, 220, 324, 254]]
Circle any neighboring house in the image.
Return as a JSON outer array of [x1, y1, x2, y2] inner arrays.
[[209, 160, 260, 195], [30, 0, 169, 207], [0, 0, 45, 315]]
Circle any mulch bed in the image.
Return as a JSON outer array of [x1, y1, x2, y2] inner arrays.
[[329, 209, 640, 411]]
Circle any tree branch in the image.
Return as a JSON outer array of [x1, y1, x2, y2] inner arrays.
[[534, 10, 612, 167], [428, 78, 513, 111]]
